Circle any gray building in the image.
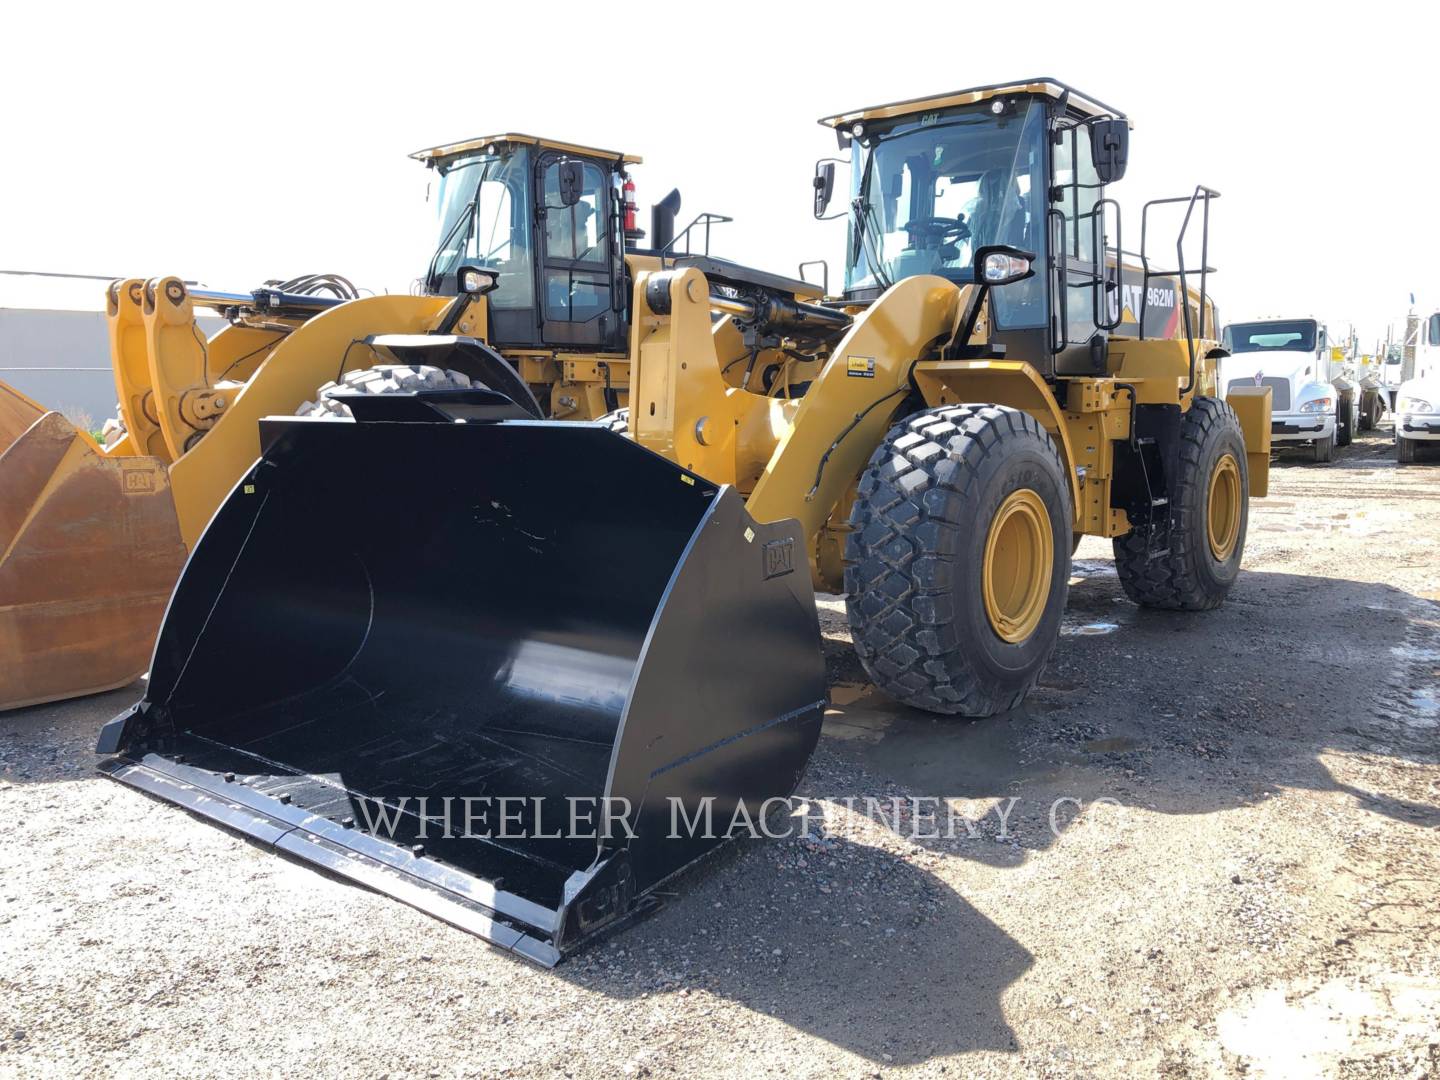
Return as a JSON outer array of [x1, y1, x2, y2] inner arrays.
[[1, 272, 224, 432]]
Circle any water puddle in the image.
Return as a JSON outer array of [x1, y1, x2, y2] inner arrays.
[[829, 682, 874, 707], [1062, 620, 1120, 636]]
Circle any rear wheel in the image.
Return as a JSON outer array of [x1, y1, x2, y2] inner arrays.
[[844, 404, 1072, 717], [1336, 397, 1353, 446], [296, 365, 476, 419], [1397, 435, 1418, 464], [1114, 396, 1247, 611]]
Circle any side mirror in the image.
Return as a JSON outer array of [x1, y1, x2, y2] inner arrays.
[[813, 161, 836, 219], [1089, 119, 1129, 184], [557, 161, 584, 207], [974, 245, 1036, 287]]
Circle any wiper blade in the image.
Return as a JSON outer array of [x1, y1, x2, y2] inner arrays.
[[424, 161, 492, 293], [851, 149, 892, 291], [851, 197, 892, 292]]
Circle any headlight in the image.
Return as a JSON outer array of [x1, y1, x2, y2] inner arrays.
[[1399, 396, 1433, 414], [1299, 397, 1333, 414]]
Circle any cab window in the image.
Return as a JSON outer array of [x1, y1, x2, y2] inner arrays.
[[543, 162, 608, 264]]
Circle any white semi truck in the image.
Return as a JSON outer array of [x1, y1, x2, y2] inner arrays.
[[1396, 310, 1440, 464], [1221, 317, 1358, 463]]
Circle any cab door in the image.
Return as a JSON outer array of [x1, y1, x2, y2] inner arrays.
[[1048, 120, 1112, 375], [534, 154, 624, 349]]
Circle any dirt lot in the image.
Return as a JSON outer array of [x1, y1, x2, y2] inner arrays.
[[3, 425, 1438, 1079]]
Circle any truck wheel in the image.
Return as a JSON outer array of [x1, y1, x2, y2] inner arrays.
[[1336, 398, 1353, 446], [1313, 434, 1335, 463], [1358, 395, 1375, 431], [1114, 396, 1247, 611], [1397, 435, 1418, 464], [845, 404, 1072, 717], [296, 365, 475, 419]]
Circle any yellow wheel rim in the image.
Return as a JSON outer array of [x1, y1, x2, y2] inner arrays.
[[1206, 453, 1242, 561], [982, 489, 1053, 644]]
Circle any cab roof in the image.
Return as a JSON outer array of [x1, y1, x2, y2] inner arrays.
[[818, 78, 1127, 130], [410, 133, 641, 166]]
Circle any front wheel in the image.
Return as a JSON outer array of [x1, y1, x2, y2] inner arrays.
[[1114, 396, 1248, 611], [844, 404, 1072, 717], [1397, 434, 1418, 464], [1335, 397, 1353, 446], [1313, 434, 1335, 463]]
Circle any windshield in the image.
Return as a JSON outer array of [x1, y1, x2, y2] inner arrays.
[[1222, 320, 1318, 353], [845, 100, 1046, 313], [429, 145, 533, 308]]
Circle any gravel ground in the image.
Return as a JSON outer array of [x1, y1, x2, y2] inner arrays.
[[2, 425, 1438, 1079]]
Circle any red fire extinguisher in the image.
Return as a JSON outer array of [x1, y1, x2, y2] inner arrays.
[[623, 175, 642, 242]]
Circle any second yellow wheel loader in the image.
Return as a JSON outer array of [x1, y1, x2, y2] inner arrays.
[[1, 134, 759, 711], [98, 79, 1271, 963]]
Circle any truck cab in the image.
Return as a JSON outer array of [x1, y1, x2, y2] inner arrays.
[[1396, 311, 1440, 463], [1221, 318, 1342, 462]]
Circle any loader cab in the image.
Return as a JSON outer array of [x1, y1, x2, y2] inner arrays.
[[819, 80, 1136, 378], [414, 135, 635, 353]]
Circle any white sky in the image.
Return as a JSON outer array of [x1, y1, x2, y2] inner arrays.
[[2, 2, 1434, 350]]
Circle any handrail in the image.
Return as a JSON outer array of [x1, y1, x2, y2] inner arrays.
[[659, 213, 735, 264], [1138, 186, 1219, 394]]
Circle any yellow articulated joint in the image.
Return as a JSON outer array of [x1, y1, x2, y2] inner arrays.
[[166, 294, 451, 547], [106, 278, 166, 461], [746, 275, 961, 545]]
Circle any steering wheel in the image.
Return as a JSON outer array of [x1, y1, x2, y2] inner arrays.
[[903, 216, 971, 245]]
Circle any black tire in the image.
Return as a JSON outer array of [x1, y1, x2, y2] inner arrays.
[[1358, 394, 1376, 432], [296, 364, 476, 419], [1335, 397, 1353, 447], [1397, 435, 1418, 464], [597, 407, 630, 435], [844, 404, 1072, 717], [1312, 434, 1335, 463], [1114, 396, 1248, 611]]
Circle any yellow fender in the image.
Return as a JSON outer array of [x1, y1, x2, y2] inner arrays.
[[747, 275, 961, 543], [911, 358, 1084, 516], [167, 293, 450, 545]]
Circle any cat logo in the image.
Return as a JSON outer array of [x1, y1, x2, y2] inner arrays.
[[846, 355, 876, 379], [122, 469, 155, 494], [762, 538, 795, 579]]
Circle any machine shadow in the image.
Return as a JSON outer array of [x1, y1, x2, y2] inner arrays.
[[819, 562, 1440, 866], [556, 834, 1030, 1065]]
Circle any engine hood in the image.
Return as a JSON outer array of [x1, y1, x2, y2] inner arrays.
[[1398, 375, 1440, 409]]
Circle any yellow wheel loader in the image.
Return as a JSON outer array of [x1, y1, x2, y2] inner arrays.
[[2, 134, 760, 711], [97, 80, 1270, 963]]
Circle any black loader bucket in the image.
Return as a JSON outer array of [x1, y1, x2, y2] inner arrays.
[[98, 405, 825, 965]]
